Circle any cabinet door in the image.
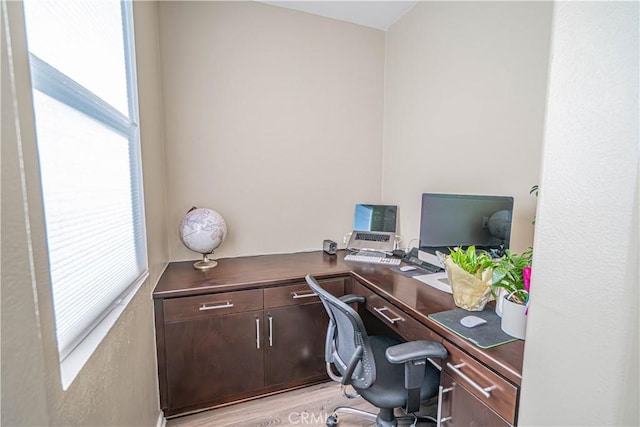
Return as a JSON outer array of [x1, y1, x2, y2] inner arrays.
[[264, 302, 328, 387], [440, 372, 511, 427], [164, 310, 264, 410]]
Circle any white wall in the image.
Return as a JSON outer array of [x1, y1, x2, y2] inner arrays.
[[383, 2, 553, 252], [158, 1, 385, 260], [1, 2, 168, 425], [519, 2, 639, 425]]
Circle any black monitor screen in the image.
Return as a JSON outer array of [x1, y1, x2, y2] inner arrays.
[[419, 193, 513, 255], [354, 204, 397, 233]]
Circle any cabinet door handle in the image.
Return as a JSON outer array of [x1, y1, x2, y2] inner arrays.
[[373, 306, 403, 324], [255, 318, 260, 349], [199, 301, 234, 311], [268, 315, 273, 347], [291, 291, 318, 299], [446, 362, 496, 398], [436, 385, 453, 427]]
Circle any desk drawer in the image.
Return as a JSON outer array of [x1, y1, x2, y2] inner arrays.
[[353, 281, 442, 347], [164, 289, 263, 322], [442, 340, 518, 424], [264, 278, 345, 308]]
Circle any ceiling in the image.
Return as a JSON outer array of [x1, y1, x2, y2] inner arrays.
[[258, 1, 417, 31]]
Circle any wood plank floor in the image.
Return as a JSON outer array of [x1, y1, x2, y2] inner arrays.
[[167, 382, 437, 427]]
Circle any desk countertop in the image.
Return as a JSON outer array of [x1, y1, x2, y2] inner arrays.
[[153, 250, 524, 386]]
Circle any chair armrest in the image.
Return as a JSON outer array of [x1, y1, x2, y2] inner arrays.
[[386, 340, 447, 413], [339, 294, 365, 305], [385, 340, 447, 364]]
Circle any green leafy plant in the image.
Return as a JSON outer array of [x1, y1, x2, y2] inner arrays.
[[530, 185, 539, 224], [491, 249, 533, 305], [449, 246, 494, 278], [529, 185, 539, 196], [448, 246, 534, 308], [446, 245, 496, 310]]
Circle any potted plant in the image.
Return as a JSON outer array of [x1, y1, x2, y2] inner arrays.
[[491, 249, 533, 339], [444, 246, 495, 311]]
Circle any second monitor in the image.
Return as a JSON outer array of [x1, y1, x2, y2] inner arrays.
[[419, 193, 514, 257]]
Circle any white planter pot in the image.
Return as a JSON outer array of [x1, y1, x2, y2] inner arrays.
[[500, 296, 527, 339]]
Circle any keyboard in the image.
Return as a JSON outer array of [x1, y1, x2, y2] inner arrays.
[[344, 252, 401, 266], [354, 233, 390, 242]]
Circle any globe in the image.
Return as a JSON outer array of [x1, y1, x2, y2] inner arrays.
[[179, 207, 227, 270]]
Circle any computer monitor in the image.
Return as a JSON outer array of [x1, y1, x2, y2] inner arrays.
[[353, 204, 397, 233], [419, 193, 514, 256]]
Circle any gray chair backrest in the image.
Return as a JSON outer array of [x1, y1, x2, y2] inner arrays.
[[306, 275, 376, 389]]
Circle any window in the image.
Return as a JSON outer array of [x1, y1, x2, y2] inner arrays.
[[23, 0, 147, 386]]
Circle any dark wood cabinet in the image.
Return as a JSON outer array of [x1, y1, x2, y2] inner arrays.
[[264, 302, 328, 386], [161, 289, 265, 412], [164, 310, 264, 410], [153, 252, 523, 423], [440, 372, 510, 427], [354, 278, 519, 426], [441, 339, 518, 425], [154, 267, 346, 417], [262, 278, 344, 388]]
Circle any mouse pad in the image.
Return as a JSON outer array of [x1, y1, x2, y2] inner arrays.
[[428, 308, 519, 349]]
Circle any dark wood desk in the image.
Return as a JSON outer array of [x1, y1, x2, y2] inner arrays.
[[153, 251, 524, 424]]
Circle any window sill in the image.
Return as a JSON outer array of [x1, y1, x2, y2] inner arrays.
[[59, 270, 149, 390]]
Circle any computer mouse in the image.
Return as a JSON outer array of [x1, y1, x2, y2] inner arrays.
[[460, 315, 487, 328], [400, 265, 417, 272]]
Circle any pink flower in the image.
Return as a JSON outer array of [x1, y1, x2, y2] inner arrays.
[[523, 266, 531, 292], [523, 266, 532, 315]]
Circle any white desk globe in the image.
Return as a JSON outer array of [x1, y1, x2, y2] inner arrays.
[[179, 207, 227, 270]]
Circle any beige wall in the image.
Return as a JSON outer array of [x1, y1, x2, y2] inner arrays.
[[1, 2, 50, 424], [158, 1, 386, 260], [383, 2, 553, 253], [519, 2, 639, 425], [1, 2, 168, 426], [136, 2, 170, 297]]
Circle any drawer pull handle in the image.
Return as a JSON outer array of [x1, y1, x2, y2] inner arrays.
[[373, 306, 404, 324], [199, 301, 234, 311], [256, 318, 260, 349], [436, 385, 454, 427], [268, 315, 273, 347], [291, 291, 318, 299], [446, 362, 496, 398]]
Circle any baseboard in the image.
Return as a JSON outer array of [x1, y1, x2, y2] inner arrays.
[[156, 411, 166, 427]]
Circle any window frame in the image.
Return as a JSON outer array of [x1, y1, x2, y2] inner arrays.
[[24, 0, 148, 387]]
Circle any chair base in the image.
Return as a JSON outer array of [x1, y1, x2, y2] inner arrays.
[[328, 406, 436, 427], [328, 406, 377, 426]]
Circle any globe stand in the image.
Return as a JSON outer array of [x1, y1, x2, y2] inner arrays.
[[193, 253, 218, 270]]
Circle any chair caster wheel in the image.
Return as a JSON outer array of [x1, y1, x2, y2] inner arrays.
[[326, 414, 338, 426]]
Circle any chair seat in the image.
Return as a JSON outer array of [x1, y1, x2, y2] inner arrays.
[[354, 335, 441, 410]]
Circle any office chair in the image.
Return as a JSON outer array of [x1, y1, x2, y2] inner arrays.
[[305, 275, 448, 427]]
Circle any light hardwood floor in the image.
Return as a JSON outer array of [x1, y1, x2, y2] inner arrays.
[[166, 382, 437, 427]]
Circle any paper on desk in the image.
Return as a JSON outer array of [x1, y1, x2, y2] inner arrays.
[[413, 273, 453, 294]]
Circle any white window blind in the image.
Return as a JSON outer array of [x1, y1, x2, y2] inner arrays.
[[23, 0, 147, 362]]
